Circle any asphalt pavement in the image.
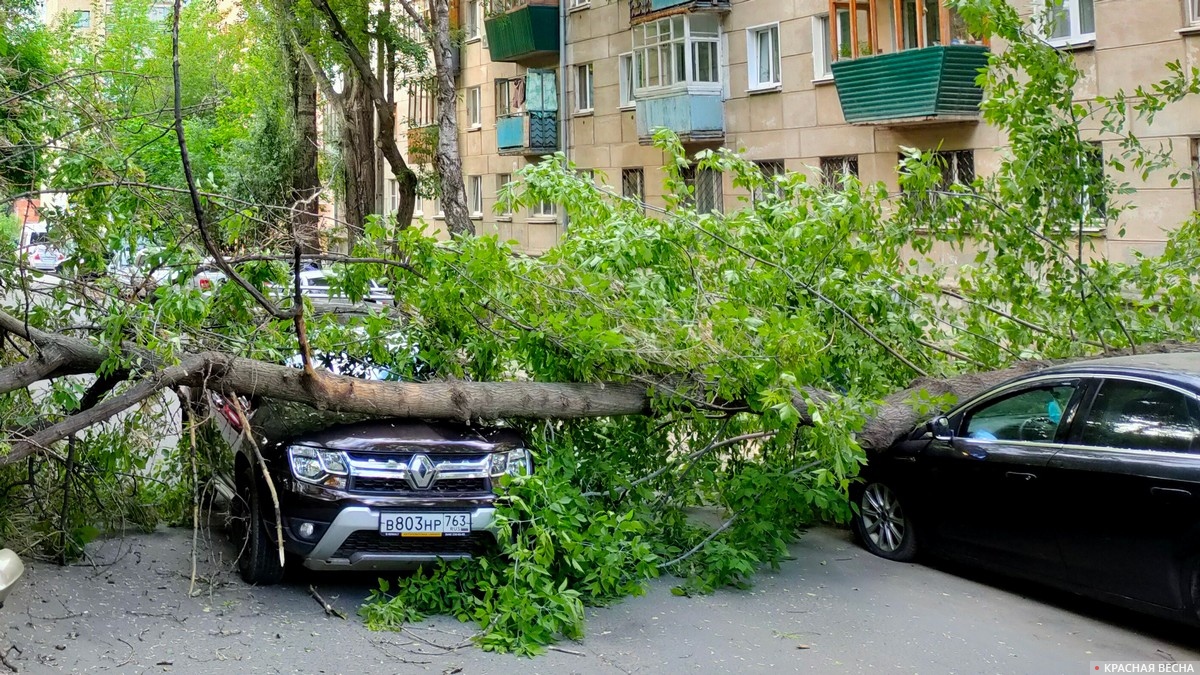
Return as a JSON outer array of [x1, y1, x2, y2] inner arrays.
[[2, 525, 1198, 674]]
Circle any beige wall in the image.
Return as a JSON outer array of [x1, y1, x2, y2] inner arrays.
[[425, 0, 1200, 259]]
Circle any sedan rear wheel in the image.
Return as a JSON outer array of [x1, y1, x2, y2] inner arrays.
[[856, 481, 918, 562]]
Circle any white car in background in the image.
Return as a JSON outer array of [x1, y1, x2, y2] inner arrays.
[[19, 227, 68, 273], [280, 269, 392, 308]]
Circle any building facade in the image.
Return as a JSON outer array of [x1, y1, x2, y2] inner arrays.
[[382, 0, 1200, 260]]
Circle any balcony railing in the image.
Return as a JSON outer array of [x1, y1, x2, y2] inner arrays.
[[634, 91, 724, 144], [630, 0, 728, 24], [497, 111, 558, 156], [484, 0, 560, 65]]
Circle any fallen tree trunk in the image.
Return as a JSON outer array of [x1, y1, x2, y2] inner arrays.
[[2, 307, 1197, 468]]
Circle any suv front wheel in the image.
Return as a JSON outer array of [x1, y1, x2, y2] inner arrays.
[[234, 465, 285, 585]]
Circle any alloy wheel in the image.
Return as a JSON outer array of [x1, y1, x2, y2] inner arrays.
[[861, 483, 907, 553]]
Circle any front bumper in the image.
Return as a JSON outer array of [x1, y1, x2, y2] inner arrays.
[[294, 506, 500, 571]]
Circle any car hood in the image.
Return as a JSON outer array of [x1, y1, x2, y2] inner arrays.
[[252, 399, 525, 454], [297, 419, 525, 454]]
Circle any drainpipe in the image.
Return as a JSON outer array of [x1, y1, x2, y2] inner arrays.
[[558, 0, 569, 236]]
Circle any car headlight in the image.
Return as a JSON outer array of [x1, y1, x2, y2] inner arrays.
[[288, 446, 348, 488], [490, 449, 532, 478]]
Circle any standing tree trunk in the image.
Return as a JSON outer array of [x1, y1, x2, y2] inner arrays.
[[286, 34, 321, 253], [430, 0, 472, 237], [341, 70, 377, 248]]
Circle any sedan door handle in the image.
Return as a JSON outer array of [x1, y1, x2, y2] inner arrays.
[[1005, 472, 1037, 481], [1151, 487, 1192, 498]]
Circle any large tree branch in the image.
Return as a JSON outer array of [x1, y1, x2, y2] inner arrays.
[[3, 354, 215, 467], [0, 345, 71, 395]]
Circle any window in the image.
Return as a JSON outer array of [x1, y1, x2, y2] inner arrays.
[[148, 4, 171, 21], [466, 87, 481, 128], [496, 174, 513, 218], [1082, 142, 1107, 223], [1191, 0, 1200, 26], [820, 155, 860, 190], [632, 15, 722, 94], [813, 15, 833, 79], [74, 9, 91, 28], [622, 168, 645, 210], [531, 199, 557, 219], [748, 24, 781, 90], [900, 149, 974, 193], [1193, 139, 1200, 210], [1080, 381, 1199, 453], [753, 160, 785, 202], [570, 0, 590, 9], [386, 178, 400, 214], [964, 385, 1077, 442], [575, 64, 594, 113], [465, 0, 480, 40], [1045, 0, 1095, 45], [468, 176, 483, 217], [682, 166, 723, 214], [619, 53, 636, 109]]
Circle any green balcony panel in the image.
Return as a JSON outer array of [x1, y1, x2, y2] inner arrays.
[[830, 45, 990, 125], [484, 1, 560, 65]]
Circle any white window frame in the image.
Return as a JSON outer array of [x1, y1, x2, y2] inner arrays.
[[632, 15, 722, 98], [618, 53, 636, 109], [465, 0, 480, 40], [746, 23, 781, 91], [575, 63, 594, 114], [531, 198, 558, 220], [496, 173, 513, 219], [467, 86, 482, 128], [1044, 0, 1095, 47], [468, 175, 483, 218], [812, 15, 833, 81], [1191, 0, 1200, 26], [569, 0, 590, 10]]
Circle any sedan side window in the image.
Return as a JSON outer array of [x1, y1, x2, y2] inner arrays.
[[1079, 381, 1199, 453], [964, 386, 1076, 442]]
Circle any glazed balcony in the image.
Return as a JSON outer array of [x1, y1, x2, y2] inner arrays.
[[629, 0, 728, 26], [497, 111, 559, 156], [824, 0, 989, 125], [484, 0, 560, 66]]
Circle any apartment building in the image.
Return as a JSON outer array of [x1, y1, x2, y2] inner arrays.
[[381, 0, 1200, 261]]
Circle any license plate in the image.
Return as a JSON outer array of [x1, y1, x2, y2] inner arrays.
[[379, 512, 471, 537]]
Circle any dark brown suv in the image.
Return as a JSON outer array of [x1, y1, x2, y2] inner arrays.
[[208, 356, 531, 585]]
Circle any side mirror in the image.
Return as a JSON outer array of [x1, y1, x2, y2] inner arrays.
[[927, 416, 954, 441]]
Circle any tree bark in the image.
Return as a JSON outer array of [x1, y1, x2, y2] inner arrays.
[[430, 0, 472, 237], [286, 33, 321, 254], [340, 70, 377, 248]]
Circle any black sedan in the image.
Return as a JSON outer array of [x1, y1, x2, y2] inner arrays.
[[852, 352, 1200, 623]]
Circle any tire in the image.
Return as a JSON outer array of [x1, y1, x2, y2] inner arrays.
[[234, 465, 285, 585], [853, 480, 918, 562]]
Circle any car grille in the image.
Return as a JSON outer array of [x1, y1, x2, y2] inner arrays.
[[333, 531, 496, 558], [349, 476, 490, 494]]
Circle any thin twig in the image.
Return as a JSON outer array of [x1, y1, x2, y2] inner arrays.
[[308, 586, 348, 620]]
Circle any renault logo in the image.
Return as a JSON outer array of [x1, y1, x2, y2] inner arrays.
[[407, 454, 437, 490]]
